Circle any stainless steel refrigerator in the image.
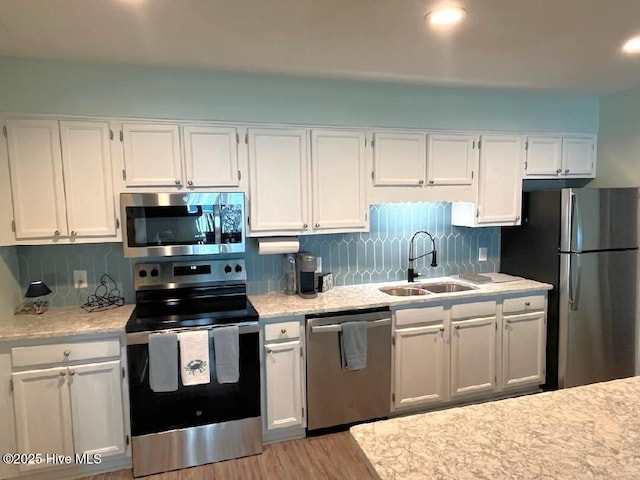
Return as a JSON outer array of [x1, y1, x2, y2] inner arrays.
[[501, 187, 639, 390]]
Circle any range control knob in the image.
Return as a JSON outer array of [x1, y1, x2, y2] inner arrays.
[[235, 264, 243, 273], [139, 270, 147, 278], [150, 269, 159, 277], [224, 265, 232, 274]]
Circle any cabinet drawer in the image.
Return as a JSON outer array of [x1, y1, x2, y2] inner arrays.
[[264, 321, 300, 342], [503, 295, 546, 314], [12, 339, 120, 368], [451, 301, 496, 320], [395, 306, 444, 327]]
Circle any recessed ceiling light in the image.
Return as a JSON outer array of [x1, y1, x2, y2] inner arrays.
[[622, 36, 640, 54], [426, 7, 466, 26]]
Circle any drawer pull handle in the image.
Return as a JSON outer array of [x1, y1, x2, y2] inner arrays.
[[63, 350, 70, 357], [281, 328, 287, 334], [524, 302, 531, 306]]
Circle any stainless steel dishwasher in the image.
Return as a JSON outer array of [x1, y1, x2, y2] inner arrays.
[[306, 307, 391, 431]]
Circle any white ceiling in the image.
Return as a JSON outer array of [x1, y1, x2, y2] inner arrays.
[[1, 0, 640, 95]]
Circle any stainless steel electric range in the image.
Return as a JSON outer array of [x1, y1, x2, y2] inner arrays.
[[125, 259, 260, 477]]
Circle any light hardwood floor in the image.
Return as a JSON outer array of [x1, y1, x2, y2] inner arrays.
[[83, 432, 379, 480]]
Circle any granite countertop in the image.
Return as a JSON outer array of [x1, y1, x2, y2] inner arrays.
[[350, 376, 640, 479], [0, 304, 135, 341], [249, 277, 552, 318]]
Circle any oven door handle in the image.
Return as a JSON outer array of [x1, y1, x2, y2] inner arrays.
[[310, 318, 391, 334], [127, 322, 259, 345]]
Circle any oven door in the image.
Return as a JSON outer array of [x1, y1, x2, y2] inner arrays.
[[126, 324, 260, 437], [120, 192, 245, 258]]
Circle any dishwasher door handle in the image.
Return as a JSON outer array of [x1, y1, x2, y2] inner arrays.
[[310, 318, 391, 334]]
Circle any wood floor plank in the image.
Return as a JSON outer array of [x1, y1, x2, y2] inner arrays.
[[83, 432, 379, 480]]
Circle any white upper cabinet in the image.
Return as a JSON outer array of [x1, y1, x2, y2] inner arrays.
[[311, 130, 367, 231], [60, 121, 116, 237], [5, 119, 67, 239], [183, 125, 239, 188], [525, 134, 596, 178], [372, 132, 425, 186], [248, 128, 310, 233], [248, 127, 367, 236], [122, 123, 182, 187], [524, 136, 562, 177], [427, 133, 477, 185], [562, 135, 596, 177], [452, 135, 524, 227]]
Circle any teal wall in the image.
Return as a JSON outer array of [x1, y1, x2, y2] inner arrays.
[[592, 85, 640, 187], [0, 56, 599, 132]]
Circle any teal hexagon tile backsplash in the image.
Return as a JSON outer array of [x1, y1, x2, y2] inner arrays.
[[15, 202, 500, 303]]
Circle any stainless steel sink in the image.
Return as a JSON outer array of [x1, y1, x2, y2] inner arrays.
[[417, 281, 477, 293], [379, 287, 430, 297]]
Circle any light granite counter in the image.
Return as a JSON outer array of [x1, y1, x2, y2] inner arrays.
[[351, 376, 640, 480], [0, 304, 135, 341], [249, 277, 552, 318]]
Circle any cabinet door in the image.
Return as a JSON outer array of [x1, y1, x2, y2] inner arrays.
[[5, 119, 68, 239], [12, 367, 74, 471], [122, 123, 182, 187], [183, 125, 239, 187], [426, 133, 476, 185], [264, 340, 303, 430], [502, 311, 546, 389], [69, 360, 126, 458], [562, 136, 596, 177], [525, 136, 562, 177], [311, 130, 367, 231], [248, 128, 309, 233], [477, 135, 523, 224], [394, 324, 447, 409], [372, 132, 425, 186], [451, 316, 497, 397], [60, 121, 116, 237]]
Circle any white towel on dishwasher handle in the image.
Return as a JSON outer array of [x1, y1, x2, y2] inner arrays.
[[178, 330, 210, 386]]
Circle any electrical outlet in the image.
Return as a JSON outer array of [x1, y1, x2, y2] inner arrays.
[[73, 270, 88, 289], [315, 256, 322, 273], [478, 247, 488, 262]]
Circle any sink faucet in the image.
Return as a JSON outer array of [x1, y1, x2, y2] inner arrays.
[[407, 230, 438, 282]]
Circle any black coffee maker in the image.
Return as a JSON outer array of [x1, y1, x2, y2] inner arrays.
[[296, 253, 318, 299]]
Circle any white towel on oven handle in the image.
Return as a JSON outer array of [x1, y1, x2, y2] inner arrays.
[[178, 330, 210, 386]]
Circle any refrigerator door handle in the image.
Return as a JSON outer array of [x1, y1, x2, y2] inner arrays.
[[570, 253, 582, 311], [573, 192, 583, 252]]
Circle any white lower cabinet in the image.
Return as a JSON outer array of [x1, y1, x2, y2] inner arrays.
[[502, 310, 546, 390], [262, 319, 306, 434], [450, 316, 497, 397], [393, 323, 448, 409], [6, 337, 129, 478]]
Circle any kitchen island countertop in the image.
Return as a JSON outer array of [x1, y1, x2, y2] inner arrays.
[[0, 304, 134, 341], [250, 277, 552, 318], [350, 376, 640, 479]]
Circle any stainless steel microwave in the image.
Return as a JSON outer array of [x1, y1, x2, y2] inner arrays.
[[120, 192, 245, 258]]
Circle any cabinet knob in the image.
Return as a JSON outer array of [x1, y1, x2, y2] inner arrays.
[[515, 216, 521, 221], [454, 325, 461, 330], [281, 328, 287, 334], [59, 371, 66, 377], [564, 169, 570, 174], [418, 180, 425, 185], [63, 350, 70, 357], [187, 180, 193, 186], [439, 327, 445, 332], [69, 370, 75, 376], [429, 179, 434, 184], [556, 168, 562, 174], [524, 301, 531, 306], [54, 230, 60, 236], [70, 231, 77, 237], [266, 348, 272, 354], [315, 223, 320, 228], [175, 179, 181, 185], [303, 223, 308, 228]]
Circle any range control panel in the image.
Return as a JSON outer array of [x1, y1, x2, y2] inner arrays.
[[134, 259, 246, 290]]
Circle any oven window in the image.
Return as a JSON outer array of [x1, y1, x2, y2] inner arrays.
[[127, 331, 260, 436], [126, 205, 219, 247]]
